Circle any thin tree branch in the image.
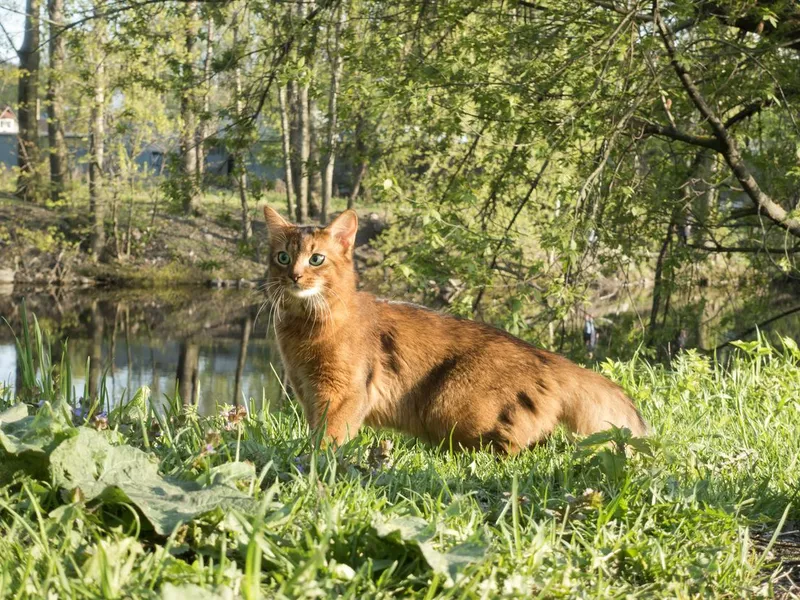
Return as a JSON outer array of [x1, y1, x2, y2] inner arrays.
[[723, 99, 773, 129], [687, 243, 800, 254], [635, 119, 722, 151], [653, 0, 800, 239], [708, 305, 800, 353]]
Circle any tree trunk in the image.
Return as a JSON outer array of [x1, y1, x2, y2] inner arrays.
[[233, 316, 252, 406], [648, 219, 675, 345], [176, 340, 200, 405], [196, 17, 214, 186], [278, 85, 295, 218], [290, 0, 310, 223], [233, 15, 252, 242], [47, 0, 68, 203], [308, 99, 322, 219], [348, 160, 367, 209], [348, 116, 368, 208], [294, 81, 310, 222], [89, 17, 106, 262], [16, 0, 41, 202], [322, 5, 345, 224], [180, 2, 200, 215]]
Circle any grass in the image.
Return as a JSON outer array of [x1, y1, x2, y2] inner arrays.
[[1, 311, 799, 598]]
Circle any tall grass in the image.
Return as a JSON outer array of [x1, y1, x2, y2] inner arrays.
[[0, 312, 798, 598]]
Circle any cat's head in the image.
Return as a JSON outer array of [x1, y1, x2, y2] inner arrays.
[[263, 206, 358, 309]]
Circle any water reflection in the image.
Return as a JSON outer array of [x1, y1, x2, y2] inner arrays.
[[0, 288, 284, 415], [2, 285, 798, 412]]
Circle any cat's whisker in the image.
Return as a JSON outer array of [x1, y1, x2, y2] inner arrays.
[[271, 292, 285, 341], [256, 283, 283, 324], [254, 300, 269, 328], [313, 295, 323, 328], [320, 295, 333, 329], [259, 281, 283, 297], [320, 297, 331, 330], [325, 286, 347, 313], [266, 297, 279, 335]]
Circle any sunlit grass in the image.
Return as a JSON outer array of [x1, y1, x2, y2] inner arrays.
[[1, 310, 798, 598]]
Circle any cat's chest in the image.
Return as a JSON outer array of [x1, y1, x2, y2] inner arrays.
[[276, 328, 350, 380]]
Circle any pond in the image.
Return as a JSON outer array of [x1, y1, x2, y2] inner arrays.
[[2, 284, 799, 415], [0, 287, 285, 415]]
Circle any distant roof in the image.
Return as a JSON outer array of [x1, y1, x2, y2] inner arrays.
[[0, 106, 15, 120]]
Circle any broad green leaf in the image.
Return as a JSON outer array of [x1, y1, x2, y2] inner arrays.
[[371, 514, 484, 584], [162, 583, 235, 600], [196, 460, 256, 488], [0, 403, 29, 425], [51, 428, 256, 535], [372, 514, 432, 542], [0, 402, 74, 483]]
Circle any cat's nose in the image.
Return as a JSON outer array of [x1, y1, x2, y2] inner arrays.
[[289, 272, 302, 283]]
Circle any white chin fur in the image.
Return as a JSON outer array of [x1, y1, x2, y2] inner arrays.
[[291, 286, 320, 299]]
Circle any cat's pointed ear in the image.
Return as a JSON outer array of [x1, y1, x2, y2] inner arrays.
[[263, 205, 290, 238], [326, 210, 359, 252]]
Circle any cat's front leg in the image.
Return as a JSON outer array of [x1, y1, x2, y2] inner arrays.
[[316, 388, 367, 447]]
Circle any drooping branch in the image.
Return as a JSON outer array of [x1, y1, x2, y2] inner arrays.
[[687, 243, 800, 254], [653, 2, 800, 239], [699, 0, 800, 53], [636, 120, 722, 151], [723, 99, 773, 129], [707, 304, 800, 354]]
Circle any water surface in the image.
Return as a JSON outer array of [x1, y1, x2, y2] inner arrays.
[[0, 287, 284, 415], [2, 285, 799, 414]]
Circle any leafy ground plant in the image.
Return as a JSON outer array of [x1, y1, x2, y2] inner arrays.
[[0, 312, 799, 598]]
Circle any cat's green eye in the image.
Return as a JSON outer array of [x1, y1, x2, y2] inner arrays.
[[309, 253, 326, 267], [276, 251, 291, 265]]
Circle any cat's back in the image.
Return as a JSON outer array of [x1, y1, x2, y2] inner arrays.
[[362, 294, 647, 446], [368, 295, 562, 368]]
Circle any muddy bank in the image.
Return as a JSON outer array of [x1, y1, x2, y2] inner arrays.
[[0, 195, 389, 290]]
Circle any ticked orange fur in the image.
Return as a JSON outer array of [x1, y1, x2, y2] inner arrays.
[[263, 206, 647, 453]]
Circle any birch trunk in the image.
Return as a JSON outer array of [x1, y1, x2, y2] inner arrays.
[[322, 5, 345, 223], [180, 2, 199, 214], [233, 15, 251, 241], [308, 99, 322, 218], [196, 17, 214, 184], [90, 15, 106, 261], [278, 85, 295, 218], [294, 81, 310, 223]]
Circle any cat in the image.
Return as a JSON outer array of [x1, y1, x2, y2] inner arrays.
[[263, 206, 647, 454]]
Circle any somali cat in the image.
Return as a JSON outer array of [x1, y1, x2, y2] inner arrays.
[[263, 206, 647, 453]]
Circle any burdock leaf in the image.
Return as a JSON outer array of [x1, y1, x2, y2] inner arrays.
[[372, 514, 432, 543], [50, 428, 255, 535], [0, 403, 29, 425], [162, 583, 235, 600], [196, 461, 256, 488], [0, 403, 74, 482], [371, 514, 484, 584]]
